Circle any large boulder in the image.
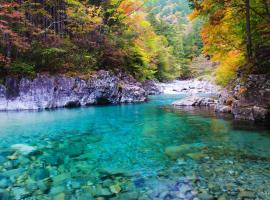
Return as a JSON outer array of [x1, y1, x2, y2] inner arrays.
[[142, 80, 161, 95], [0, 70, 147, 111], [172, 96, 217, 107]]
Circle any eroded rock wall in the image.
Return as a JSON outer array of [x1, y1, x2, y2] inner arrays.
[[0, 70, 147, 111]]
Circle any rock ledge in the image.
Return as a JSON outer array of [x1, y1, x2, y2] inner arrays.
[[0, 70, 147, 111]]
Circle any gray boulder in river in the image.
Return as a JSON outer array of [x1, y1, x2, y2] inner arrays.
[[0, 70, 147, 111], [172, 96, 217, 107]]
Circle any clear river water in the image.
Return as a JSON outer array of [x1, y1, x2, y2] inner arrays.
[[0, 95, 270, 200]]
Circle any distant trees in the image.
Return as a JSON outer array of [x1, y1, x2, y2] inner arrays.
[[147, 0, 203, 78]]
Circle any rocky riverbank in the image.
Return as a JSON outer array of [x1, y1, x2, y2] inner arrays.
[[216, 74, 270, 121], [0, 70, 147, 111], [169, 75, 270, 121]]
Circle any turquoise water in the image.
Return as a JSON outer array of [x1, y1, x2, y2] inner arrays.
[[0, 95, 270, 199]]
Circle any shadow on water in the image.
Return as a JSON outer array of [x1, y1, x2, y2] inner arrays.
[[162, 105, 270, 132]]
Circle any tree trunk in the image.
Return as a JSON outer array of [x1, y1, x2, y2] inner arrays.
[[245, 0, 252, 60]]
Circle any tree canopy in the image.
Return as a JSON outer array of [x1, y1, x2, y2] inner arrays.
[[188, 0, 270, 85], [1, 0, 268, 83]]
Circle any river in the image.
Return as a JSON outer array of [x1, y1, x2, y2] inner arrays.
[[0, 95, 269, 199]]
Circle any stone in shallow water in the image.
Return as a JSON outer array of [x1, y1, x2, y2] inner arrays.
[[12, 187, 29, 200], [99, 167, 130, 177], [2, 168, 26, 178], [37, 179, 51, 192], [53, 192, 65, 200], [87, 185, 113, 198], [110, 184, 121, 194], [133, 178, 145, 188], [165, 144, 191, 160], [197, 192, 214, 200], [0, 156, 7, 164], [178, 184, 192, 195], [0, 189, 11, 200], [218, 194, 228, 200], [238, 190, 256, 199], [116, 191, 139, 200], [7, 155, 17, 160], [62, 144, 84, 157], [3, 160, 20, 169], [74, 191, 95, 200], [52, 173, 71, 185], [30, 168, 50, 181], [11, 144, 37, 156], [50, 186, 66, 195], [69, 180, 81, 189], [187, 153, 206, 160], [43, 155, 63, 166], [0, 176, 11, 189], [25, 180, 38, 193]]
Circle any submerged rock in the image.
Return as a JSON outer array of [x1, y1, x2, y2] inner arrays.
[[165, 145, 190, 159], [11, 144, 37, 156], [109, 184, 121, 194], [238, 190, 256, 199], [30, 168, 50, 181], [99, 167, 130, 177], [0, 70, 147, 111], [187, 153, 206, 160], [165, 144, 194, 160], [0, 176, 11, 189], [198, 192, 214, 200], [0, 189, 11, 200]]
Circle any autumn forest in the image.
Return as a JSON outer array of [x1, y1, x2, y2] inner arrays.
[[0, 0, 270, 84]]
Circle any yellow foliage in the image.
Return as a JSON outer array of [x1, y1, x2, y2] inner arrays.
[[194, 3, 246, 86], [188, 9, 199, 21], [215, 50, 245, 86], [66, 0, 102, 30]]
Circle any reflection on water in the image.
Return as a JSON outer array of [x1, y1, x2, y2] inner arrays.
[[0, 95, 269, 199]]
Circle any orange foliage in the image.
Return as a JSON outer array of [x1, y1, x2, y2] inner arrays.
[[118, 0, 144, 16], [238, 87, 248, 95]]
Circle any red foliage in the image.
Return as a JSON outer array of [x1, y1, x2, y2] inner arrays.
[[0, 1, 30, 59]]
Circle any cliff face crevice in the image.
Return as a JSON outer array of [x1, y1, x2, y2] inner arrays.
[[0, 70, 147, 111]]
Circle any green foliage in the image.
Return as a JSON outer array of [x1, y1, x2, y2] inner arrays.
[[32, 47, 67, 70], [125, 44, 156, 80], [10, 61, 35, 75], [147, 0, 203, 78]]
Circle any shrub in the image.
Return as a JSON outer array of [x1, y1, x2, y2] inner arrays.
[[10, 61, 35, 75]]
